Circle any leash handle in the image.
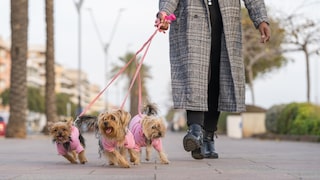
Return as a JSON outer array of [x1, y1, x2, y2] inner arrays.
[[155, 12, 176, 33]]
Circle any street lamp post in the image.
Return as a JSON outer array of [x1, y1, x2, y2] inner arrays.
[[74, 0, 84, 115], [316, 50, 319, 105], [87, 8, 124, 109]]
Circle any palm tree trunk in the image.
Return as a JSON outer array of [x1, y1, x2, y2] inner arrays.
[[130, 80, 139, 116], [6, 0, 28, 138], [43, 0, 58, 134]]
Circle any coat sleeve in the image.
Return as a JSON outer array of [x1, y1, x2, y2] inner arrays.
[[243, 0, 269, 28], [159, 0, 179, 15]]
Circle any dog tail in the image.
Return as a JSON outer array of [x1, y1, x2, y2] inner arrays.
[[74, 115, 98, 133], [142, 103, 158, 116], [79, 133, 86, 148]]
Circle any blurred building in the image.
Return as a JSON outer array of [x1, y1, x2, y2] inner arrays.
[[0, 37, 10, 95], [0, 37, 104, 114], [0, 37, 11, 112]]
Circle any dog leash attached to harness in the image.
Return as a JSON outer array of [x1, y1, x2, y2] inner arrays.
[[75, 13, 176, 122]]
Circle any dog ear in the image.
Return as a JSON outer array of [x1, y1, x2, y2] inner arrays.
[[118, 110, 131, 127], [65, 118, 73, 127], [98, 112, 105, 120]]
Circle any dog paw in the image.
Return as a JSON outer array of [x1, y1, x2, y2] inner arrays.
[[80, 160, 88, 164], [161, 158, 170, 164], [120, 163, 130, 168]]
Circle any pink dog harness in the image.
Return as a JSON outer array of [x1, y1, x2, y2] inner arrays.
[[100, 130, 135, 152], [56, 126, 84, 155], [129, 115, 163, 152]]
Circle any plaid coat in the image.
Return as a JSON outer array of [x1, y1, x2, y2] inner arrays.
[[159, 0, 268, 112]]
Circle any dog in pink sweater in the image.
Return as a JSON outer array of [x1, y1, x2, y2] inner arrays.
[[97, 109, 135, 168], [128, 103, 169, 165], [49, 119, 87, 164]]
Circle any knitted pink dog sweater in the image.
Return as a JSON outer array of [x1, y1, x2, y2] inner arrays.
[[56, 126, 84, 155], [100, 130, 135, 152], [129, 114, 163, 152]]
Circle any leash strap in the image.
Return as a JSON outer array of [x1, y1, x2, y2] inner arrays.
[[120, 33, 154, 116], [78, 13, 176, 118]]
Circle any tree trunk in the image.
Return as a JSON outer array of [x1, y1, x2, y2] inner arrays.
[[43, 0, 58, 135], [246, 65, 256, 105], [129, 79, 139, 116], [304, 47, 311, 103], [6, 0, 28, 138]]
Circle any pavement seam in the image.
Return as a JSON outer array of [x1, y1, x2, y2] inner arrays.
[[207, 162, 223, 174], [88, 170, 95, 175], [154, 160, 157, 180]]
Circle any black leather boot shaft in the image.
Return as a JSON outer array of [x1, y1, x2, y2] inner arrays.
[[189, 124, 203, 138], [203, 131, 218, 159], [204, 131, 214, 141]]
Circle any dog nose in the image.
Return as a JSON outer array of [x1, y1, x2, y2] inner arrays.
[[104, 122, 108, 127], [158, 132, 162, 136]]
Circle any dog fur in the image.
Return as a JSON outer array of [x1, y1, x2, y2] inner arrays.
[[48, 119, 88, 164], [128, 103, 169, 165], [97, 109, 135, 168]]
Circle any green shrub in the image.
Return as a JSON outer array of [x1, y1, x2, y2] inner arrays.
[[265, 104, 286, 133], [288, 103, 320, 135], [276, 102, 320, 135], [277, 103, 300, 134]]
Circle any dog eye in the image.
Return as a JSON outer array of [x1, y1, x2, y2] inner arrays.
[[152, 126, 156, 129], [111, 116, 116, 121]]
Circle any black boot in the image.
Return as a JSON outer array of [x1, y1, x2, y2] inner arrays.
[[203, 131, 218, 159], [183, 124, 204, 159]]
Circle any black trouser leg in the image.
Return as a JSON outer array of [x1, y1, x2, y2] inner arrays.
[[204, 0, 222, 133], [202, 0, 222, 159], [186, 110, 204, 127]]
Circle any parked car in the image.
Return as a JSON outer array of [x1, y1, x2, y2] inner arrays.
[[0, 116, 6, 136]]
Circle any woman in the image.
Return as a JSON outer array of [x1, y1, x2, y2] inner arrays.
[[156, 0, 271, 160]]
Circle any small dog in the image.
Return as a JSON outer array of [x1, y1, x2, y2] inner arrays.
[[128, 103, 169, 165], [97, 109, 135, 168], [48, 119, 88, 164]]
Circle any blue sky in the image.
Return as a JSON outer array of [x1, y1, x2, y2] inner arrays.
[[0, 0, 319, 114]]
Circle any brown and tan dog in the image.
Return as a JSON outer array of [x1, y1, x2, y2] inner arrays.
[[97, 109, 135, 168], [48, 119, 87, 164], [128, 103, 169, 165]]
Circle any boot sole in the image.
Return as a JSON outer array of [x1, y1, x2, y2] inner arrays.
[[204, 153, 219, 159], [183, 134, 201, 152], [192, 149, 204, 160]]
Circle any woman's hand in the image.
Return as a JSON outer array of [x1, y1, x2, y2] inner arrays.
[[258, 22, 271, 43], [155, 11, 170, 31]]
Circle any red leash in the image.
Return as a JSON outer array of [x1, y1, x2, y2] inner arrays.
[[77, 13, 176, 118]]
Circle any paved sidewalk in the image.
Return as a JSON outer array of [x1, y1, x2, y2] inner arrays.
[[0, 131, 320, 180]]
